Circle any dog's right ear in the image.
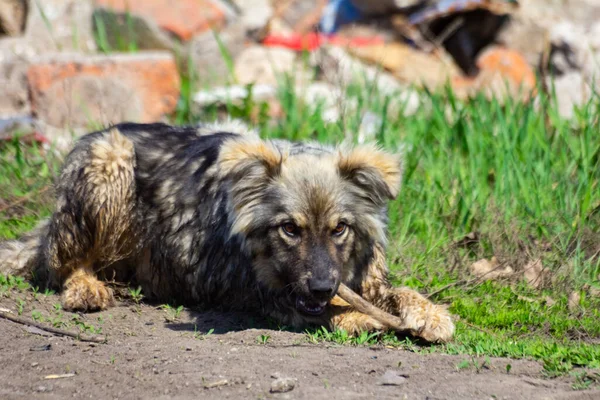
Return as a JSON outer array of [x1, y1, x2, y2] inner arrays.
[[218, 137, 284, 182]]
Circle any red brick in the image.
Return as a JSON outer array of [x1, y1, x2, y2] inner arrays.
[[94, 0, 226, 41], [27, 52, 180, 128], [452, 46, 537, 101]]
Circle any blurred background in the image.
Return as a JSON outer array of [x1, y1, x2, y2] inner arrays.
[[0, 0, 598, 142]]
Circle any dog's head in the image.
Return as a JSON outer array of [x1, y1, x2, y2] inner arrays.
[[218, 137, 403, 316]]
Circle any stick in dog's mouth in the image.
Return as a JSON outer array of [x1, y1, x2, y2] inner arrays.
[[336, 283, 417, 335]]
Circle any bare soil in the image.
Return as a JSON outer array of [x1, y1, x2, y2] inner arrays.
[[0, 291, 598, 400]]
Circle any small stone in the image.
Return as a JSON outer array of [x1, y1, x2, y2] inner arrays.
[[31, 362, 39, 367], [377, 370, 408, 386], [36, 385, 52, 393], [30, 344, 51, 352], [270, 377, 296, 393]]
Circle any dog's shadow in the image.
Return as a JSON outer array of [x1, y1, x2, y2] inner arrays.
[[163, 308, 283, 335]]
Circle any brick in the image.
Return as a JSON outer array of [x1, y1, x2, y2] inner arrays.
[[452, 46, 537, 101], [27, 52, 180, 128], [94, 0, 226, 41]]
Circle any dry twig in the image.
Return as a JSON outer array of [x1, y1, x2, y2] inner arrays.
[[337, 283, 413, 333], [0, 310, 106, 343]]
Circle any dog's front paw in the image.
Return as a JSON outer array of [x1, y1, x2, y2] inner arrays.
[[386, 287, 455, 343], [416, 304, 455, 343], [61, 272, 114, 312]]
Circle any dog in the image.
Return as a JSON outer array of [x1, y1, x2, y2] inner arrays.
[[0, 122, 454, 342]]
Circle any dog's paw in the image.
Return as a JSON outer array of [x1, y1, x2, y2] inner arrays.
[[417, 305, 455, 343], [386, 287, 455, 343], [61, 273, 114, 312]]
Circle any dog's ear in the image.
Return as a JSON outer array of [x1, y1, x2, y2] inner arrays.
[[219, 137, 284, 182], [337, 144, 403, 205], [218, 137, 285, 235]]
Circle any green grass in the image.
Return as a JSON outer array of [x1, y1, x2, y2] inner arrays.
[[1, 70, 599, 377]]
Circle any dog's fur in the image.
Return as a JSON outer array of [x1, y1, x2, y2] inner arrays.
[[0, 122, 454, 342]]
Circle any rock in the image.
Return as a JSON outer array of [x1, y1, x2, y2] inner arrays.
[[377, 370, 408, 386], [35, 385, 52, 393], [93, 0, 227, 42], [523, 259, 546, 289], [236, 0, 273, 38], [470, 257, 514, 281], [270, 377, 296, 393], [317, 47, 404, 96], [452, 46, 537, 102], [234, 45, 304, 87], [348, 41, 459, 89], [277, 0, 325, 34], [0, 59, 29, 117], [91, 7, 175, 52], [92, 0, 243, 86], [27, 52, 180, 129], [0, 0, 28, 36], [0, 0, 96, 60], [185, 22, 246, 86]]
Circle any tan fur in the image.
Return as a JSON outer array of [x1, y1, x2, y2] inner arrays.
[[49, 128, 137, 311], [61, 263, 115, 312], [338, 143, 404, 198]]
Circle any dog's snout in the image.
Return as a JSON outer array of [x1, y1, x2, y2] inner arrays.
[[308, 277, 335, 298]]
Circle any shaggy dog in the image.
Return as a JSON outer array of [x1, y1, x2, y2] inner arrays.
[[0, 122, 454, 342]]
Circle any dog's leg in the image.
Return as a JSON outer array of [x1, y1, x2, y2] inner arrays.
[[46, 128, 137, 312], [359, 244, 455, 343]]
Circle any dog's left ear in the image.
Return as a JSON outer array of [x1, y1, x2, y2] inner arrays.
[[338, 144, 403, 205]]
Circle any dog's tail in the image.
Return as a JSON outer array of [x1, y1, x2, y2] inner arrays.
[[0, 220, 49, 278]]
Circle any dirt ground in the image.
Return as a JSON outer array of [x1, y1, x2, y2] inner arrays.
[[0, 292, 598, 400]]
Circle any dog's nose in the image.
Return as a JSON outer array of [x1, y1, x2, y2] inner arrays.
[[309, 278, 335, 298]]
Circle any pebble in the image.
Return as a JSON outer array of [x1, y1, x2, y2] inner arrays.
[[377, 370, 408, 386], [36, 385, 52, 392], [270, 377, 296, 393]]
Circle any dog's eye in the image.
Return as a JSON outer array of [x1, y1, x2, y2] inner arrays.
[[281, 222, 299, 237], [332, 222, 347, 236]]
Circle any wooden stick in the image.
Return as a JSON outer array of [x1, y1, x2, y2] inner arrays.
[[336, 283, 414, 333], [0, 310, 106, 343]]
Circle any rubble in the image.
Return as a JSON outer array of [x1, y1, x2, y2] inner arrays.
[[0, 0, 597, 142], [93, 0, 227, 42], [27, 52, 180, 129], [234, 45, 309, 87]]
